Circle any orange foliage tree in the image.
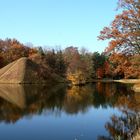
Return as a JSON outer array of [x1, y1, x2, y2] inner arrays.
[[64, 46, 93, 84], [0, 38, 31, 65], [98, 0, 140, 55], [108, 53, 140, 78]]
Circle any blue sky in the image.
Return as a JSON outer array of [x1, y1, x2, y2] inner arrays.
[[0, 0, 118, 52]]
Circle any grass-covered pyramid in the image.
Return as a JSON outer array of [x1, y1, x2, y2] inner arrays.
[[0, 57, 46, 84]]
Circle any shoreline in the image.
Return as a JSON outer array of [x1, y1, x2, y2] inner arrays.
[[113, 79, 140, 84], [113, 79, 140, 93], [92, 79, 140, 93], [91, 79, 140, 83], [0, 78, 140, 92]]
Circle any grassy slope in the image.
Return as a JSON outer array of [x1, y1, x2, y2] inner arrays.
[[0, 60, 17, 77], [0, 57, 26, 83]]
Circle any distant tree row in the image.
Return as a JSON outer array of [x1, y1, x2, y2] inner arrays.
[[0, 38, 139, 82]]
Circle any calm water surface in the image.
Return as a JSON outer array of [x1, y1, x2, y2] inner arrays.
[[0, 82, 139, 140]]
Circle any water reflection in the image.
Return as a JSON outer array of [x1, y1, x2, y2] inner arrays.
[[98, 109, 140, 140], [0, 84, 66, 123], [64, 85, 93, 114], [0, 82, 139, 139], [0, 84, 25, 109]]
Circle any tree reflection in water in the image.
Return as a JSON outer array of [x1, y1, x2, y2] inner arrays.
[[98, 110, 140, 140], [97, 83, 140, 140], [0, 82, 139, 139]]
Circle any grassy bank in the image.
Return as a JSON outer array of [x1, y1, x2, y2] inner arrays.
[[91, 79, 140, 93], [114, 79, 140, 93], [114, 79, 140, 84]]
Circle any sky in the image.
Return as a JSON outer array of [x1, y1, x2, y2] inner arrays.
[[0, 0, 119, 52]]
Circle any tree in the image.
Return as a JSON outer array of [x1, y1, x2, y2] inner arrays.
[[79, 48, 94, 80], [43, 49, 67, 77], [98, 0, 140, 55], [108, 53, 140, 79], [64, 46, 82, 74], [0, 38, 30, 65], [92, 52, 106, 78], [55, 50, 67, 77], [44, 49, 56, 71], [108, 53, 129, 79], [37, 46, 45, 56], [64, 46, 93, 84]]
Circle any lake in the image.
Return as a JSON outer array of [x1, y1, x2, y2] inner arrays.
[[0, 82, 139, 140]]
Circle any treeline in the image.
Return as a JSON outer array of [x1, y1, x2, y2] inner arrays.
[[0, 38, 139, 82]]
